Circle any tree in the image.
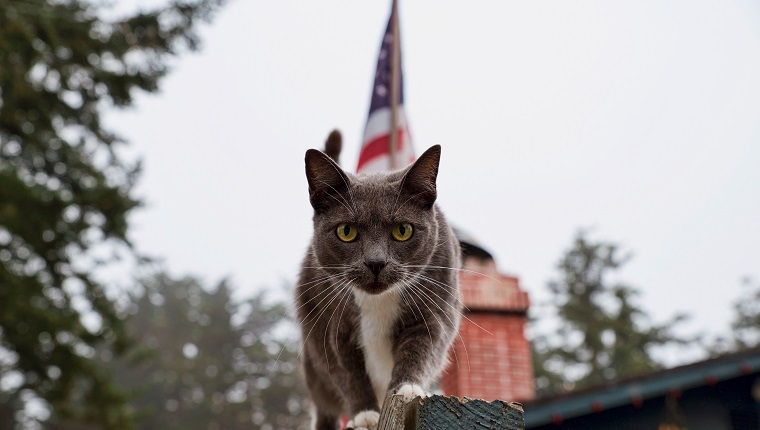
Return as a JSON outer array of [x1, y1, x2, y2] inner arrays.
[[702, 277, 760, 357], [104, 273, 309, 430], [721, 277, 760, 352], [531, 232, 690, 397], [0, 1, 223, 427]]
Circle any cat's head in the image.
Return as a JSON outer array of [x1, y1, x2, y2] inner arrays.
[[304, 145, 442, 295]]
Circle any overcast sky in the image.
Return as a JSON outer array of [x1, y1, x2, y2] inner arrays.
[[109, 0, 760, 364]]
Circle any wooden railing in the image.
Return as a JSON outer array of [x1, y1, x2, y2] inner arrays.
[[347, 395, 524, 430]]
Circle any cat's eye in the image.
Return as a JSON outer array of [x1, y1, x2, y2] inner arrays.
[[392, 223, 413, 241], [336, 223, 358, 242]]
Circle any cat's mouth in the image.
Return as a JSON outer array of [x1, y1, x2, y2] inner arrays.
[[360, 280, 392, 295]]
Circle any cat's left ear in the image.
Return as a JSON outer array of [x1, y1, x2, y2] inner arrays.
[[400, 145, 441, 209], [305, 149, 351, 213]]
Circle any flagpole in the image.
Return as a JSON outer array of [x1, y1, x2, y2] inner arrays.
[[389, 0, 400, 170]]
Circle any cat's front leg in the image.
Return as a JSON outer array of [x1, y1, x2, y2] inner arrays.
[[337, 338, 381, 429], [386, 324, 438, 403]]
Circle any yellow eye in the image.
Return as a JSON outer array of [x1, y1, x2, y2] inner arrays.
[[336, 223, 357, 242], [392, 223, 413, 241]]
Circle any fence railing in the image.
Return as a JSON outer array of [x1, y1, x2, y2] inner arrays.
[[347, 395, 524, 430]]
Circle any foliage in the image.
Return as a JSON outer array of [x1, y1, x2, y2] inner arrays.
[[730, 277, 760, 350], [532, 232, 690, 397], [99, 273, 310, 430], [710, 278, 760, 357], [0, 0, 223, 427], [709, 277, 760, 355]]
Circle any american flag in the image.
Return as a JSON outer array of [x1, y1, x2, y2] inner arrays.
[[356, 1, 415, 173]]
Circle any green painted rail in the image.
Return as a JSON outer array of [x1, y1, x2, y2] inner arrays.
[[347, 395, 524, 430]]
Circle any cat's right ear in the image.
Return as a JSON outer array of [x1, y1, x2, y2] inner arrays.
[[305, 149, 351, 213]]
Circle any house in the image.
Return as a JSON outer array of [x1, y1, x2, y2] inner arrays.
[[522, 347, 760, 430], [444, 231, 760, 430], [441, 229, 535, 402]]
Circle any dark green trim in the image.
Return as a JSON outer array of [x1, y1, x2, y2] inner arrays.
[[524, 348, 760, 427]]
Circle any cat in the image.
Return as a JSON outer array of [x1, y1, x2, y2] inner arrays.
[[297, 144, 462, 430]]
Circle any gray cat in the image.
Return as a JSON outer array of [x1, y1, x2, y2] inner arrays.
[[297, 145, 462, 430]]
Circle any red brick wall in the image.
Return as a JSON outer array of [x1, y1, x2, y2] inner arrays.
[[440, 257, 535, 402]]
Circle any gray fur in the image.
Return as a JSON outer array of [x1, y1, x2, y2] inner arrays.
[[297, 145, 462, 430]]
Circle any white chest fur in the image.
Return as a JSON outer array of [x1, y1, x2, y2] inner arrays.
[[354, 288, 401, 408]]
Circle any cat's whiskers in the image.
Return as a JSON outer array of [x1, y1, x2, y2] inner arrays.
[[397, 285, 421, 321], [295, 271, 349, 291], [297, 276, 352, 328], [404, 272, 494, 337], [397, 280, 445, 376], [398, 269, 468, 309], [406, 276, 498, 355], [239, 275, 348, 367], [273, 340, 289, 366], [406, 272, 470, 369], [292, 273, 350, 314], [400, 278, 457, 367], [294, 271, 349, 291], [407, 272, 465, 300], [397, 280, 434, 347], [406, 272, 471, 313], [333, 279, 356, 361], [402, 274, 460, 329], [401, 264, 503, 284], [294, 271, 349, 292], [298, 265, 352, 288], [298, 277, 354, 360], [323, 282, 355, 371]]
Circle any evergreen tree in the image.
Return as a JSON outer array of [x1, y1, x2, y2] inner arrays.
[[730, 277, 760, 351], [532, 232, 690, 396], [0, 1, 223, 427], [703, 278, 760, 357], [106, 274, 309, 430]]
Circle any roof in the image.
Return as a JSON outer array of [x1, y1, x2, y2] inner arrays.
[[523, 347, 760, 427], [453, 226, 494, 261], [459, 270, 529, 313]]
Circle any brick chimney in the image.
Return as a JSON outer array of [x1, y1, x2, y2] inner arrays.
[[441, 236, 535, 402]]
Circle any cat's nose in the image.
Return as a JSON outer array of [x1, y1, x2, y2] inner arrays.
[[365, 259, 386, 277]]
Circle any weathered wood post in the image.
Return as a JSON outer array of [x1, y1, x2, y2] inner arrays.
[[347, 394, 524, 430]]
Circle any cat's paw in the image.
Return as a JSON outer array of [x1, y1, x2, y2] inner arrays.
[[346, 410, 380, 430], [396, 383, 426, 402]]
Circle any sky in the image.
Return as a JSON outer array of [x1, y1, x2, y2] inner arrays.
[[108, 0, 760, 365]]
